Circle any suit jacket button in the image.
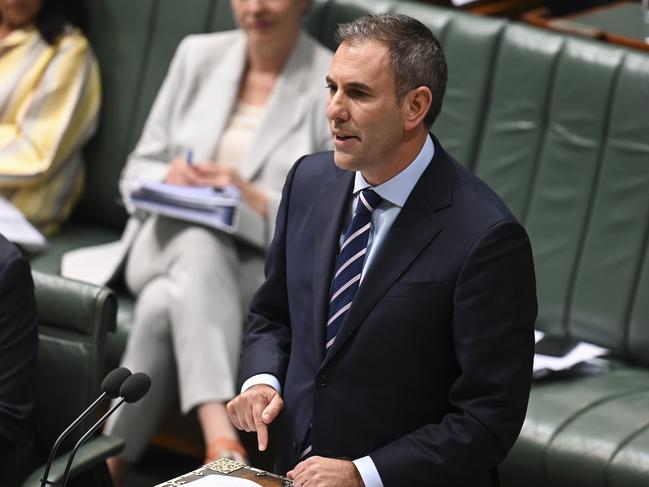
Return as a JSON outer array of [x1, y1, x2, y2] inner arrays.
[[316, 373, 327, 388]]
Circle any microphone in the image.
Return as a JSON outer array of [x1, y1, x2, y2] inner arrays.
[[61, 372, 151, 487], [40, 367, 132, 487]]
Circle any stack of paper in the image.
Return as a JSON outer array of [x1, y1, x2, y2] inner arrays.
[[132, 180, 241, 209], [0, 197, 47, 253], [130, 180, 265, 248]]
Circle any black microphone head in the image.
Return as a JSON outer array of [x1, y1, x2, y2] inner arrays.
[[119, 372, 151, 403], [101, 367, 132, 398]]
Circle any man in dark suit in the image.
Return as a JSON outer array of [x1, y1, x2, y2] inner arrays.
[[0, 235, 39, 486], [227, 14, 537, 487]]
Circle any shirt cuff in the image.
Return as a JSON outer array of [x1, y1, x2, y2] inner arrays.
[[353, 456, 384, 487], [241, 373, 282, 395]]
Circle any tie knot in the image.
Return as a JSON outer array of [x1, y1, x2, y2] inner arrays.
[[355, 189, 382, 217]]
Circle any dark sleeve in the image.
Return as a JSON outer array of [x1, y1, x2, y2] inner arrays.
[[238, 156, 306, 389], [0, 247, 38, 458], [371, 221, 537, 486]]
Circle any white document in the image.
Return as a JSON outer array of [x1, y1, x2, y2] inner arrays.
[[131, 197, 235, 229], [180, 476, 262, 487], [132, 180, 240, 209], [130, 179, 265, 249], [533, 330, 609, 373], [0, 197, 47, 253]]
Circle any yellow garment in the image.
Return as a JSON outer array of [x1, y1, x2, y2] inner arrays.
[[0, 26, 100, 235]]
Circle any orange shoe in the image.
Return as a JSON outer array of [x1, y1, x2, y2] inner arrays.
[[204, 437, 248, 465]]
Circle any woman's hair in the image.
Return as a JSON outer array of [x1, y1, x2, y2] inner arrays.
[[35, 0, 87, 44]]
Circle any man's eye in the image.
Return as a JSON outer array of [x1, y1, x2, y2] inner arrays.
[[326, 84, 337, 94], [350, 89, 367, 98]]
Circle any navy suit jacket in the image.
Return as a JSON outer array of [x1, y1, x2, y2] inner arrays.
[[0, 235, 39, 486], [240, 138, 537, 486]]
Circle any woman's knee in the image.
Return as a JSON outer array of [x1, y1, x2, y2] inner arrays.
[[130, 278, 172, 343], [168, 226, 239, 278]]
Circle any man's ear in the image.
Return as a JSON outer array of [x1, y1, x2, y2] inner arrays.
[[402, 86, 432, 131]]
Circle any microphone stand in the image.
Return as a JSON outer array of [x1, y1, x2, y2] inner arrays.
[[60, 398, 126, 487], [40, 392, 108, 487]]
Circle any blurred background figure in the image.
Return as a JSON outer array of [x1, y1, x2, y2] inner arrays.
[[0, 0, 100, 235], [0, 234, 39, 487], [98, 0, 332, 484]]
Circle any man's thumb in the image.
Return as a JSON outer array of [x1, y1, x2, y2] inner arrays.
[[262, 393, 283, 424]]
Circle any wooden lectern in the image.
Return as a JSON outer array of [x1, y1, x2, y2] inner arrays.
[[155, 458, 291, 487]]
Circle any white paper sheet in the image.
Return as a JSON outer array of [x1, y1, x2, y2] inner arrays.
[[533, 330, 609, 373], [0, 197, 47, 252], [133, 179, 240, 209], [129, 178, 265, 249]]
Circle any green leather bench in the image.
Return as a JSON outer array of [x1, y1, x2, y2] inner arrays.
[[29, 0, 649, 485]]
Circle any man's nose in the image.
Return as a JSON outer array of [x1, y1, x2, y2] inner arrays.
[[327, 92, 349, 123]]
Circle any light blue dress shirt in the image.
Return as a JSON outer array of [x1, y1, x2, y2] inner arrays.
[[242, 135, 435, 487]]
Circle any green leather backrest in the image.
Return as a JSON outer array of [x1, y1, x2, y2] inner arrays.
[[33, 271, 117, 456], [525, 39, 623, 337], [630, 246, 649, 364], [473, 24, 564, 219], [306, 0, 390, 51], [570, 51, 649, 363], [474, 23, 649, 364]]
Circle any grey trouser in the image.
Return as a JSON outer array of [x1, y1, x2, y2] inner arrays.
[[104, 216, 264, 461]]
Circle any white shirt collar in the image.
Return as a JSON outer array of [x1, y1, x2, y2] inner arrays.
[[353, 134, 435, 208]]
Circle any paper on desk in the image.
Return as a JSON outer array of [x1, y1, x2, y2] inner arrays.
[[0, 196, 47, 253], [533, 330, 609, 372], [181, 476, 262, 486]]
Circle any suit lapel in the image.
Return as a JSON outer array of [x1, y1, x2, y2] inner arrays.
[[191, 34, 247, 161], [241, 32, 315, 181], [321, 143, 455, 368], [312, 168, 354, 361]]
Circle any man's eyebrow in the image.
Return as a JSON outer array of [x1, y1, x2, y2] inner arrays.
[[345, 81, 372, 92], [325, 76, 372, 92]]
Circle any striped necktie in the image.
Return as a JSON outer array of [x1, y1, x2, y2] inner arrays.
[[300, 189, 382, 460], [325, 188, 382, 351]]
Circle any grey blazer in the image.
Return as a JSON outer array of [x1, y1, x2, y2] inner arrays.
[[62, 30, 333, 285]]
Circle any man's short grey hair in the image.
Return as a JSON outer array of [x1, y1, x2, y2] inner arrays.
[[335, 13, 448, 127]]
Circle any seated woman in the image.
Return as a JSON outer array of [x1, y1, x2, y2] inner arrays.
[[101, 0, 332, 483], [0, 0, 100, 235]]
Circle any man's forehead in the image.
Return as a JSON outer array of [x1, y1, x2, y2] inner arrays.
[[328, 40, 390, 79], [335, 39, 389, 60]]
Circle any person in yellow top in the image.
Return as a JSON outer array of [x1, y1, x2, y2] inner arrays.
[[0, 0, 100, 236]]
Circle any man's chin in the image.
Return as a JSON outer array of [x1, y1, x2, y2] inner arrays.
[[332, 151, 358, 172]]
